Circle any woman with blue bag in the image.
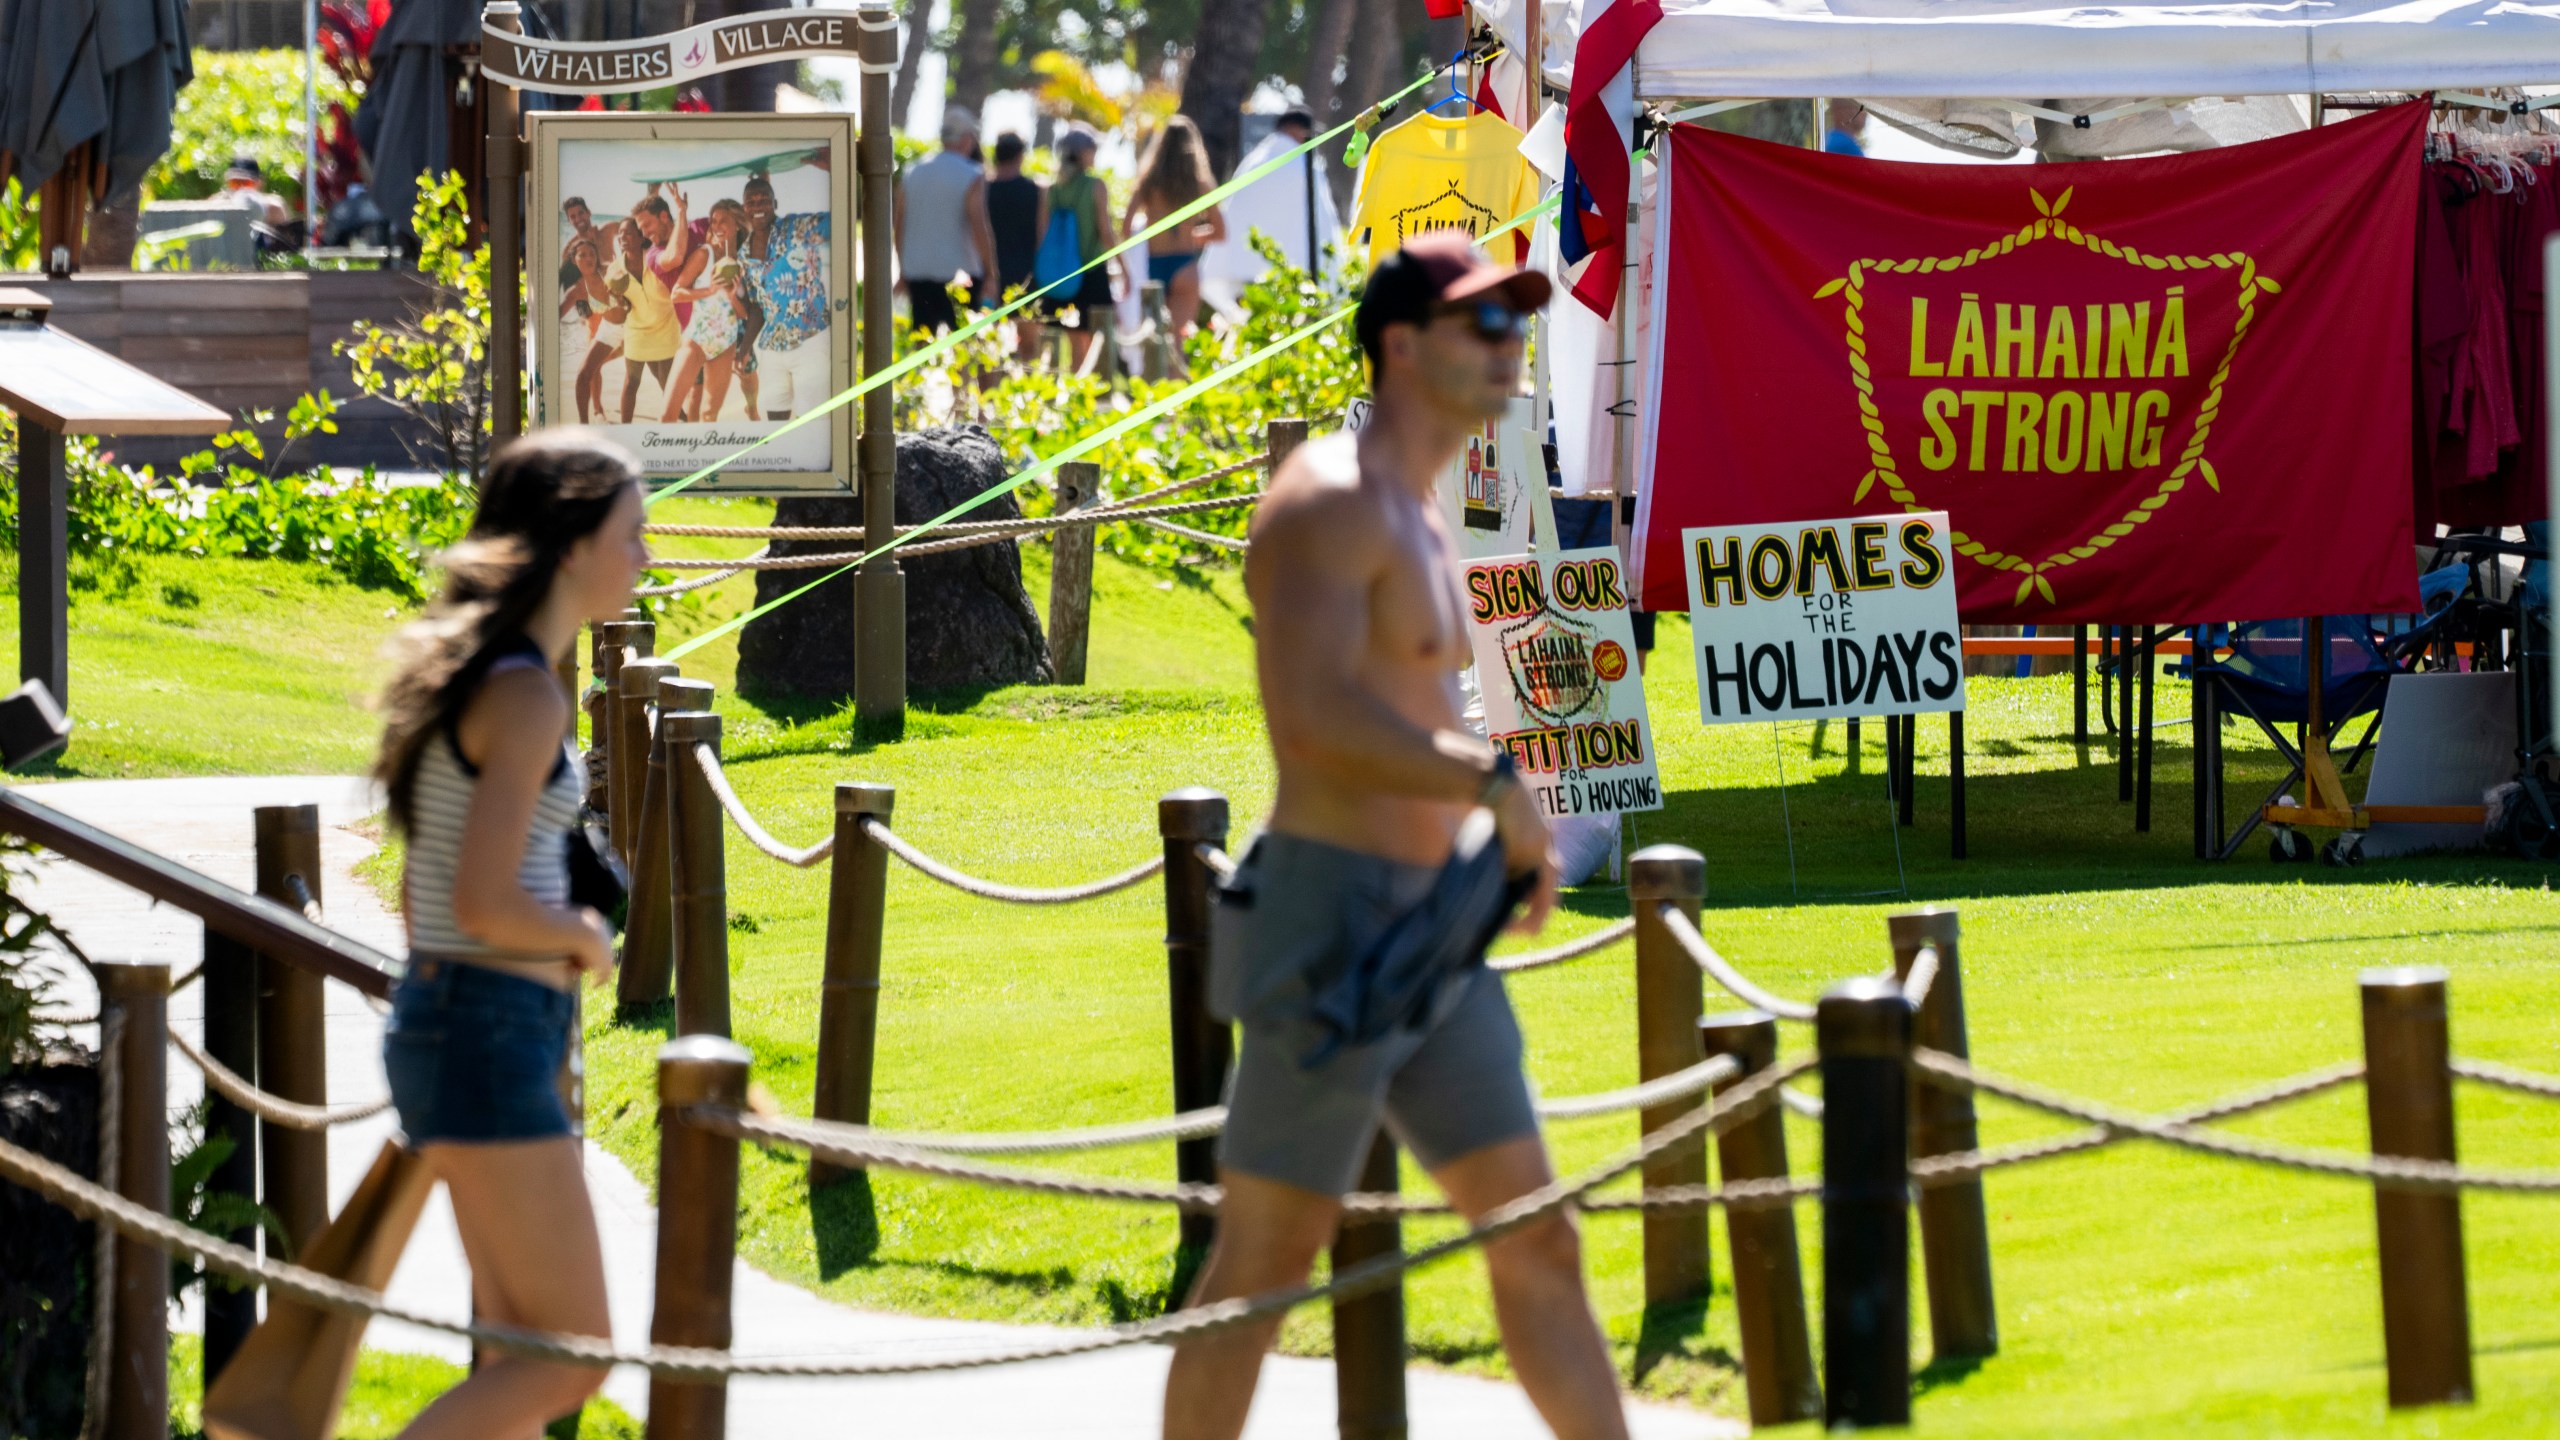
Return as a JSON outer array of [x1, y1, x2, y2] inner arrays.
[[1035, 127, 1122, 371]]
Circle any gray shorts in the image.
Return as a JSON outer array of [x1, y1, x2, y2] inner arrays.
[[1211, 832, 1541, 1196]]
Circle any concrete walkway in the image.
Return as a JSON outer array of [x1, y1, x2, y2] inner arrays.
[[25, 776, 1742, 1438]]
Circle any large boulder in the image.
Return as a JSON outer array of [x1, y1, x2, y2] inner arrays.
[[736, 426, 1053, 700]]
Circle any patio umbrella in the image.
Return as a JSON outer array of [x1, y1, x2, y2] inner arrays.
[[355, 0, 565, 247], [0, 0, 194, 269]]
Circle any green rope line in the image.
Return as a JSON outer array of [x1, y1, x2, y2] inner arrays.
[[660, 190, 1562, 664], [644, 63, 1454, 507]]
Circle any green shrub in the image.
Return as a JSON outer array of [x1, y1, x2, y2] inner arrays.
[[149, 51, 360, 210]]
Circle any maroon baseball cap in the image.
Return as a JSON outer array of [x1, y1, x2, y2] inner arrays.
[[1357, 230, 1552, 365]]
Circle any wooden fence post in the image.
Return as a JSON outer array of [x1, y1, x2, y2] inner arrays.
[[96, 958, 170, 1440], [1331, 1134, 1406, 1440], [2361, 966, 2473, 1408], [622, 676, 710, 1013], [1158, 788, 1231, 1255], [1698, 1012, 1820, 1426], [1628, 844, 1710, 1308], [646, 1036, 749, 1440], [1268, 418, 1308, 477], [199, 926, 258, 1384], [1141, 281, 1171, 381], [1890, 907, 1997, 1362], [614, 658, 678, 867], [813, 782, 895, 1187], [1048, 462, 1099, 686], [664, 710, 730, 1038], [253, 804, 328, 1252], [1820, 976, 1912, 1429]]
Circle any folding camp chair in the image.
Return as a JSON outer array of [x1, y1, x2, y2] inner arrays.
[[2190, 615, 2401, 863]]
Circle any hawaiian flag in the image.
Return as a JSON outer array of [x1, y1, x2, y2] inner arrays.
[[1560, 0, 1662, 317]]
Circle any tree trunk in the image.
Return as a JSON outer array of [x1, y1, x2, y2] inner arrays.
[[890, 0, 931, 133], [950, 0, 1001, 114], [1328, 0, 1404, 211], [1178, 0, 1275, 178], [1302, 0, 1358, 129], [700, 0, 789, 111]]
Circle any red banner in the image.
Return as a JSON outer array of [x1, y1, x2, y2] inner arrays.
[[1635, 103, 2427, 623]]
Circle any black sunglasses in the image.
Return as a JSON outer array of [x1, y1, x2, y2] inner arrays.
[[1431, 299, 1531, 343]]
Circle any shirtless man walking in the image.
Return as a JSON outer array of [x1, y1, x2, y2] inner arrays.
[[1163, 232, 1631, 1439]]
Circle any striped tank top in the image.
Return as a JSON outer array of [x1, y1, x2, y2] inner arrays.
[[404, 645, 584, 962]]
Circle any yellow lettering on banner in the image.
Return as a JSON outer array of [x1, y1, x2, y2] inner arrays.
[[2002, 391, 2045, 473], [1960, 389, 2000, 469], [2106, 302, 2152, 379], [2083, 303, 2103, 376], [1948, 294, 1988, 378], [2087, 391, 2130, 471], [1909, 299, 1944, 376], [1920, 388, 1960, 470], [2043, 391, 2086, 473], [2039, 307, 2080, 379], [1994, 303, 2036, 379], [2132, 390, 2170, 466], [2152, 287, 2190, 378]]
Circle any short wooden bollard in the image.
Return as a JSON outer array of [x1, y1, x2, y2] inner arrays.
[[591, 618, 653, 812], [1268, 417, 1308, 478], [1699, 1012, 1820, 1427], [1331, 1134, 1407, 1440], [665, 710, 730, 1038], [1159, 788, 1231, 1254], [614, 657, 678, 867], [1820, 976, 1913, 1429], [97, 957, 171, 1440], [2361, 966, 2473, 1407], [1629, 845, 1710, 1308], [200, 926, 259, 1383], [1048, 462, 1099, 686], [253, 804, 329, 1251], [813, 782, 895, 1187], [623, 676, 710, 1012], [1890, 908, 1997, 1361], [647, 1036, 749, 1439], [1141, 281, 1172, 381]]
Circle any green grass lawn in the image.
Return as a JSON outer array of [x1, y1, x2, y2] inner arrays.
[[12, 504, 2560, 1434], [166, 1334, 644, 1437]]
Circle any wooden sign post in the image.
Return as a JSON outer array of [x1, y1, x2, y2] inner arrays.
[[0, 289, 226, 708]]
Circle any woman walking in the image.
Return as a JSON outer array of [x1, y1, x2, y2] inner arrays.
[[372, 431, 649, 1436], [1037, 128, 1121, 373], [1124, 115, 1226, 348]]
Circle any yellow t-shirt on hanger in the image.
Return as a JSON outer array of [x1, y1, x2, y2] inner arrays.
[[1349, 109, 1542, 264]]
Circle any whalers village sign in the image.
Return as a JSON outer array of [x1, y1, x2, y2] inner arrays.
[[480, 7, 880, 95]]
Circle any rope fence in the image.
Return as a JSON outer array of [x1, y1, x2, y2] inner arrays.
[[859, 813, 1164, 904], [166, 1026, 392, 1131], [1655, 902, 1819, 1021]]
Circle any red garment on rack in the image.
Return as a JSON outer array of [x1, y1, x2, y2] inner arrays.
[[2412, 164, 2471, 533], [2414, 156, 2556, 530], [2450, 171, 2522, 482], [2476, 163, 2560, 526]]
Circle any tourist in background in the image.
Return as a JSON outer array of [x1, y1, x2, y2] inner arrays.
[[898, 106, 999, 334], [370, 430, 650, 1436], [985, 132, 1047, 359], [1824, 99, 1868, 156], [1201, 108, 1340, 307], [1037, 127, 1121, 372], [1125, 115, 1227, 349]]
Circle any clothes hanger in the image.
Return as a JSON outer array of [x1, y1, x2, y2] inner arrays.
[[1426, 49, 1482, 114]]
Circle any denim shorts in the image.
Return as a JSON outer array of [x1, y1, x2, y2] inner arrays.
[[383, 956, 575, 1144]]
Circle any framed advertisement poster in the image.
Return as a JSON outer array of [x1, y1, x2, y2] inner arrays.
[[527, 113, 855, 493]]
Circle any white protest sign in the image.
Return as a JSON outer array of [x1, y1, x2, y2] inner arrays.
[[1462, 548, 1665, 817], [1681, 512, 1965, 724], [1437, 397, 1548, 560]]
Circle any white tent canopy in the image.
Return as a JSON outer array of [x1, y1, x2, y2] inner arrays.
[[1534, 0, 2560, 101]]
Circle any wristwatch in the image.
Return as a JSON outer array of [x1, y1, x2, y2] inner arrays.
[[1477, 751, 1519, 808]]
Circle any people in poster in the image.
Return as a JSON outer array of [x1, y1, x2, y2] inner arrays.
[[543, 131, 842, 477]]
